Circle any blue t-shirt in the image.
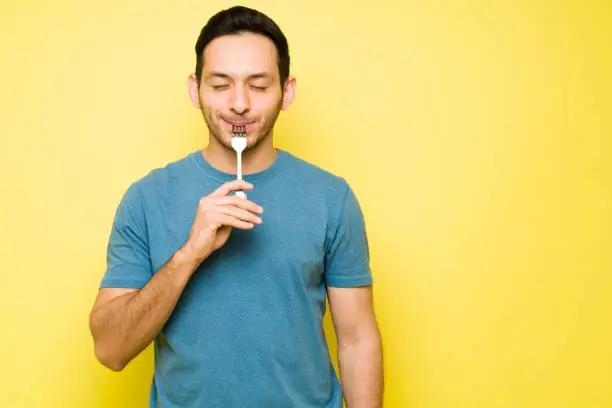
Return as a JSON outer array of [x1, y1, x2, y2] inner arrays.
[[100, 148, 373, 408]]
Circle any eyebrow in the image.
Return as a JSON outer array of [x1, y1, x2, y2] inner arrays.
[[205, 71, 274, 81]]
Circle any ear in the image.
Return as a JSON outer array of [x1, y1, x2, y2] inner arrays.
[[281, 75, 296, 110], [187, 73, 201, 109]]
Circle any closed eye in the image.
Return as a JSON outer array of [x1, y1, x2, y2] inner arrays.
[[211, 84, 229, 90]]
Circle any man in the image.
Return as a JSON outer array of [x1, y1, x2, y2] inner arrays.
[[89, 5, 383, 408]]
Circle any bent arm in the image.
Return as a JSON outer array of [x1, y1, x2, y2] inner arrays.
[[89, 248, 200, 371]]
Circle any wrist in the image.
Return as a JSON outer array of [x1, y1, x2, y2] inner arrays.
[[173, 244, 207, 274]]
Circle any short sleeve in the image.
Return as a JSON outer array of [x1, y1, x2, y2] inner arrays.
[[100, 183, 153, 289], [324, 184, 373, 288]]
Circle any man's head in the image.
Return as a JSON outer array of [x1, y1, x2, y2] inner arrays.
[[188, 6, 296, 152]]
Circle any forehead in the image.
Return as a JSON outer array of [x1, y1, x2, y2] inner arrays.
[[203, 32, 278, 78]]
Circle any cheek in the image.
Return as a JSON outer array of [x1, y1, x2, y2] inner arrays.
[[256, 94, 283, 116], [201, 92, 224, 112]]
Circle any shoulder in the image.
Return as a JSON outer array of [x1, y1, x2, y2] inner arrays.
[[279, 150, 360, 221], [128, 151, 199, 197], [280, 150, 351, 196], [114, 151, 199, 214]]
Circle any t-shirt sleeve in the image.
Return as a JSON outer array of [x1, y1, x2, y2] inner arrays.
[[324, 183, 373, 288], [100, 182, 153, 289]]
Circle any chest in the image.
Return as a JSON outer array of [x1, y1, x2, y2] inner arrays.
[[145, 186, 331, 288]]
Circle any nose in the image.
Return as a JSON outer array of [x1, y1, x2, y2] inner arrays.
[[230, 86, 250, 114]]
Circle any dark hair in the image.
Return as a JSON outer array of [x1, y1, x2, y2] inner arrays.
[[195, 6, 290, 87]]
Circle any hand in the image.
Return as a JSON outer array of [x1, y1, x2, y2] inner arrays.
[[181, 180, 263, 264]]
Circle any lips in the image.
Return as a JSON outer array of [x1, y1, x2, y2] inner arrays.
[[222, 118, 255, 126], [222, 119, 255, 134]]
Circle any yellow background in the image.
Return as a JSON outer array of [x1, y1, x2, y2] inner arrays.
[[1, 0, 610, 407]]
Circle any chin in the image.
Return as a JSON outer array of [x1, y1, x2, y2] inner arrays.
[[244, 136, 264, 151]]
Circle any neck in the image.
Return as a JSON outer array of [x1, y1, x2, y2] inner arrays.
[[201, 133, 277, 175]]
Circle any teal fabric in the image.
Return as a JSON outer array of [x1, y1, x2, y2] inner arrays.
[[100, 148, 373, 407]]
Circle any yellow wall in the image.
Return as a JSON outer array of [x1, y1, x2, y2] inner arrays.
[[1, 0, 610, 407]]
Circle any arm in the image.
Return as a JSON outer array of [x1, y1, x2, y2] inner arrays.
[[90, 179, 261, 371], [89, 248, 199, 371], [327, 285, 383, 408]]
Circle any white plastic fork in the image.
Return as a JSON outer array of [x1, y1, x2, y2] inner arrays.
[[231, 131, 247, 199]]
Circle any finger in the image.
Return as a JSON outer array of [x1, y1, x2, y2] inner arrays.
[[214, 195, 264, 214], [217, 214, 255, 230], [210, 180, 254, 198], [215, 205, 263, 225]]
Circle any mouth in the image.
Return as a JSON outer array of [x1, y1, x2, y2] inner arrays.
[[222, 118, 256, 133]]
